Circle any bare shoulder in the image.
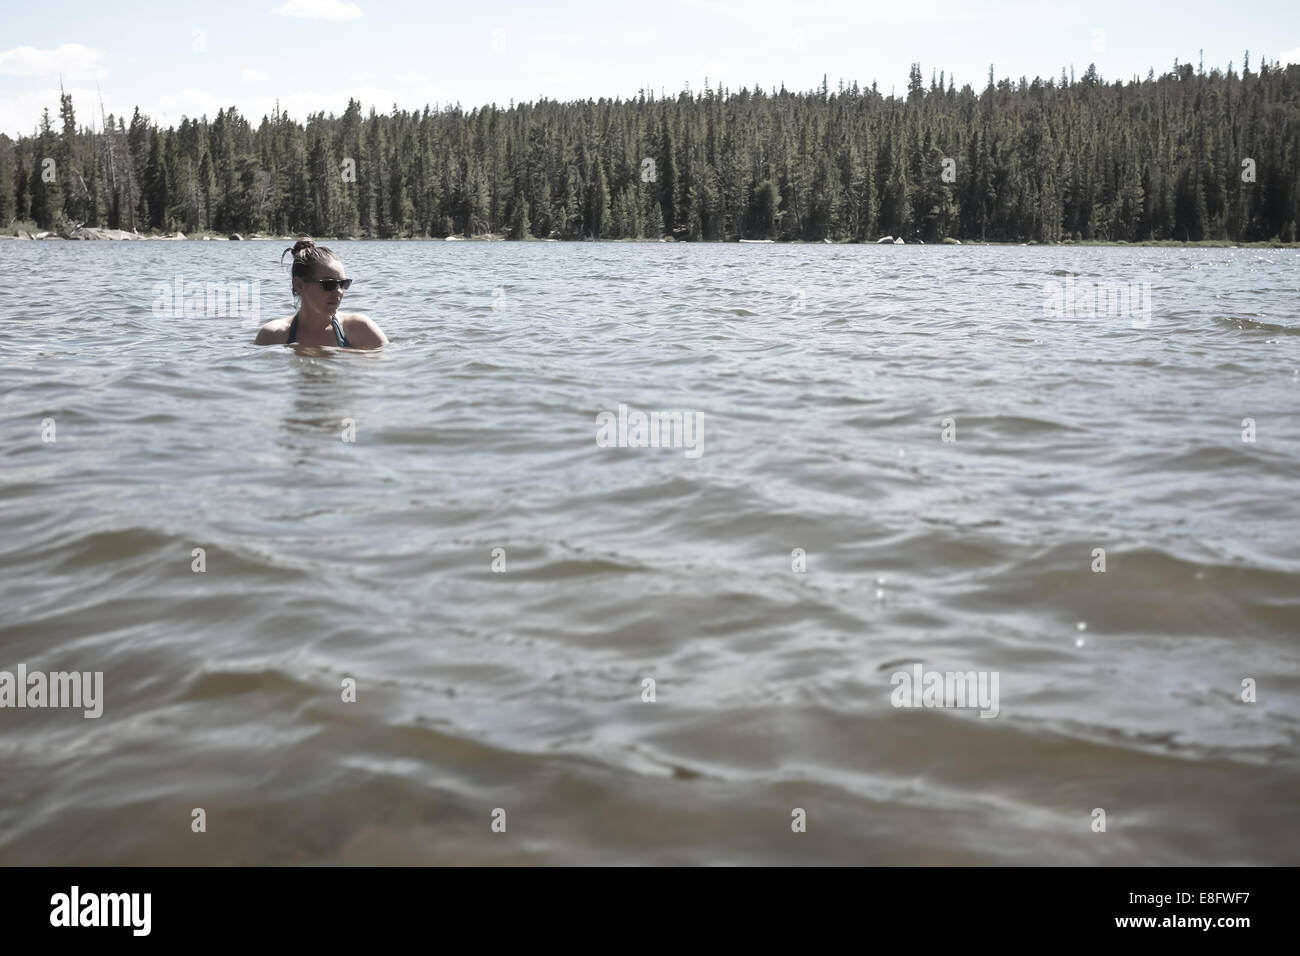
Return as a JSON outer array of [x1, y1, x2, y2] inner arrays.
[[254, 315, 295, 345], [340, 312, 389, 349]]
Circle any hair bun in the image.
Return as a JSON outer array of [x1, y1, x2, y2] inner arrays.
[[281, 238, 338, 276]]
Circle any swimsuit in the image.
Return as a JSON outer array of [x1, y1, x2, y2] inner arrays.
[[286, 311, 350, 347]]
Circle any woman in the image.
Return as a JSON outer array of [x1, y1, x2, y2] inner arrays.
[[255, 239, 388, 348]]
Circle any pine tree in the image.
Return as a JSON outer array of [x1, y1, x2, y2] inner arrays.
[[508, 195, 532, 239], [0, 136, 14, 225], [144, 128, 168, 230], [9, 61, 1295, 245], [31, 109, 63, 229]]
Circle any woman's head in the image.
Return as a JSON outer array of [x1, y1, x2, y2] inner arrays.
[[281, 239, 349, 316]]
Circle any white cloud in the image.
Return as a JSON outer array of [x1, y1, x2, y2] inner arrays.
[[0, 86, 118, 138], [0, 78, 469, 137], [154, 89, 230, 126], [271, 0, 364, 19], [1280, 47, 1300, 66], [700, 60, 728, 81], [0, 43, 108, 80], [242, 68, 270, 82], [351, 72, 373, 81], [141, 83, 460, 129], [533, 56, 591, 89]]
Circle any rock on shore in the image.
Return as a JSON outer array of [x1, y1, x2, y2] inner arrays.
[[67, 227, 141, 240]]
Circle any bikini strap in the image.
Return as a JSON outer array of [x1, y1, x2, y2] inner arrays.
[[286, 310, 347, 347]]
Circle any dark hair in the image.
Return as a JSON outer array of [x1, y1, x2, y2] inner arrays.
[[280, 239, 340, 287]]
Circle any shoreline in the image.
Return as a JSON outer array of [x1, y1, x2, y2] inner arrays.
[[3, 228, 1297, 249]]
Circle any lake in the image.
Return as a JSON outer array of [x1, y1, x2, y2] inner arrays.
[[1, 239, 1297, 864]]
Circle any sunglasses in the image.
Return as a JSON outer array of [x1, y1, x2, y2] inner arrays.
[[303, 277, 353, 292]]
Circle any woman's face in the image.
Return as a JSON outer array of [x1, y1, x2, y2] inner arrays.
[[295, 258, 348, 314]]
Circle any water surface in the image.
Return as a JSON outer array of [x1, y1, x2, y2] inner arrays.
[[1, 240, 1297, 864]]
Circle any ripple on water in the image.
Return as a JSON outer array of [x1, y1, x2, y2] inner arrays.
[[1, 242, 1298, 864]]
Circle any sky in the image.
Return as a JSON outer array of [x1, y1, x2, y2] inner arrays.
[[1, 0, 1298, 138]]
